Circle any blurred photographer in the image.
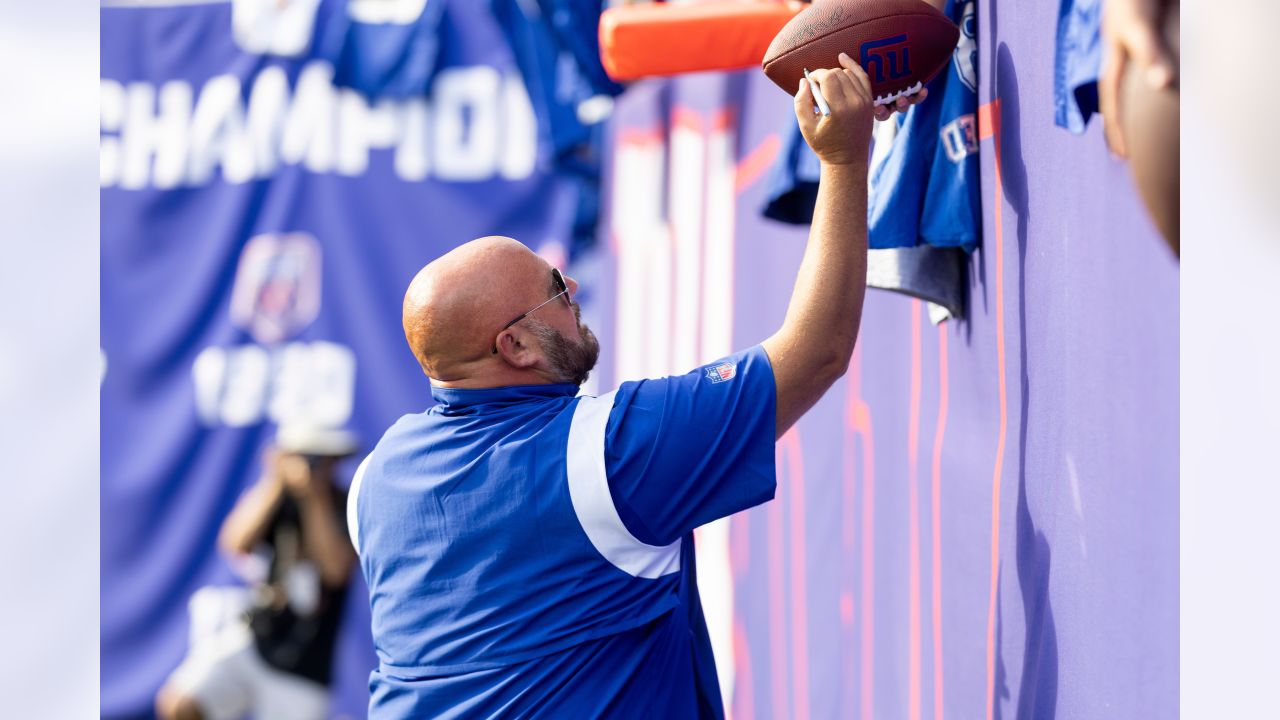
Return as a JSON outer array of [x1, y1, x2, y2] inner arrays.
[[155, 425, 358, 720]]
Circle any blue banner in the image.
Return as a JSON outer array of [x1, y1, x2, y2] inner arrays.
[[101, 1, 582, 716]]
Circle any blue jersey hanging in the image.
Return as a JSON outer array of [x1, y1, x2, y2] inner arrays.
[[764, 0, 980, 252], [1054, 0, 1102, 133], [866, 0, 980, 251], [319, 0, 450, 98]]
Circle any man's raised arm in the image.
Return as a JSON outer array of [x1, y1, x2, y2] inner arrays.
[[761, 53, 908, 438]]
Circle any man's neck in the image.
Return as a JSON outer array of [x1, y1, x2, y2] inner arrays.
[[429, 367, 560, 390]]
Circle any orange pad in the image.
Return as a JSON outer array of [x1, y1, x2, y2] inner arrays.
[[600, 1, 806, 82]]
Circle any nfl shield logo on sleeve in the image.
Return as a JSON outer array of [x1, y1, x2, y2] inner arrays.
[[704, 362, 737, 384]]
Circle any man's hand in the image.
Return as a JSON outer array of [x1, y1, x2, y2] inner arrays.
[[274, 451, 321, 500], [794, 53, 878, 165], [873, 90, 929, 122], [1100, 0, 1176, 157], [795, 53, 927, 165]]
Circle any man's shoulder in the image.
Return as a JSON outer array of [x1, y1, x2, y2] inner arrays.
[[370, 396, 578, 466], [379, 408, 437, 440], [604, 345, 774, 442], [617, 344, 771, 393], [359, 411, 432, 470]]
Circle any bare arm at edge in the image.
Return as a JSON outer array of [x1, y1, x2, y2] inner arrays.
[[760, 54, 885, 439]]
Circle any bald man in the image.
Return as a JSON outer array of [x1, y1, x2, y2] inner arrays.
[[348, 55, 917, 719]]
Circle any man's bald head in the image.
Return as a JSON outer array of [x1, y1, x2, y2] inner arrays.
[[403, 236, 553, 380]]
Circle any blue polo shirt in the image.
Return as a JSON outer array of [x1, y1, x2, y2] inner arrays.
[[349, 345, 777, 718]]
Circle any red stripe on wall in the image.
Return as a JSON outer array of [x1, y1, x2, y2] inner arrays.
[[931, 324, 951, 720], [977, 102, 999, 142], [672, 106, 704, 133], [842, 408, 859, 715], [846, 346, 877, 720], [858, 400, 876, 720], [908, 301, 924, 720], [617, 127, 665, 146], [711, 108, 735, 131], [979, 99, 1006, 720], [734, 133, 781, 194]]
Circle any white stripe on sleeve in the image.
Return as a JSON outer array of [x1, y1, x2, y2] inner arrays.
[[566, 391, 681, 578], [347, 454, 371, 556]]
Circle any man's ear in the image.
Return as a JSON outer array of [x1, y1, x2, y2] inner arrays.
[[494, 327, 540, 369]]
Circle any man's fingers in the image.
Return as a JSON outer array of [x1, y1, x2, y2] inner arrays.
[[1099, 49, 1129, 157], [805, 69, 837, 114], [818, 67, 858, 114], [794, 76, 811, 109], [809, 68, 834, 95], [837, 52, 873, 100], [873, 86, 927, 121], [834, 67, 860, 102], [794, 77, 820, 130], [813, 68, 845, 95], [898, 87, 928, 110]]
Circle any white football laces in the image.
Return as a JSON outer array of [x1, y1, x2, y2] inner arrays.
[[873, 81, 924, 107], [800, 73, 925, 114]]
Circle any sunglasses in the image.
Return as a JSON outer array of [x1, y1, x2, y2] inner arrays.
[[492, 267, 572, 354]]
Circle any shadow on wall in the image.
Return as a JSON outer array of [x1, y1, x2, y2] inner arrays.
[[1000, 35, 1061, 720], [987, 6, 1060, 715]]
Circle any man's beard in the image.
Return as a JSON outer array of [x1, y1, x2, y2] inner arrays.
[[527, 307, 599, 386]]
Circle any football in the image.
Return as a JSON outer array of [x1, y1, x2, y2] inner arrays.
[[762, 0, 960, 106]]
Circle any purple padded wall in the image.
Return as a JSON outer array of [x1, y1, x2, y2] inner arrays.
[[595, 1, 1178, 717]]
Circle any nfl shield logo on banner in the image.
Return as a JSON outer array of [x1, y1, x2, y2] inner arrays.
[[705, 361, 737, 384], [230, 233, 323, 345]]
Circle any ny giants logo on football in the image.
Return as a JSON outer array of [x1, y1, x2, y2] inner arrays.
[[859, 34, 913, 85], [705, 362, 737, 384]]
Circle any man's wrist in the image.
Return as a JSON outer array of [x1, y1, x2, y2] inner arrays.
[[819, 157, 870, 175]]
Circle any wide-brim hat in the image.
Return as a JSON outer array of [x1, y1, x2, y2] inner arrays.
[[275, 424, 360, 457]]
